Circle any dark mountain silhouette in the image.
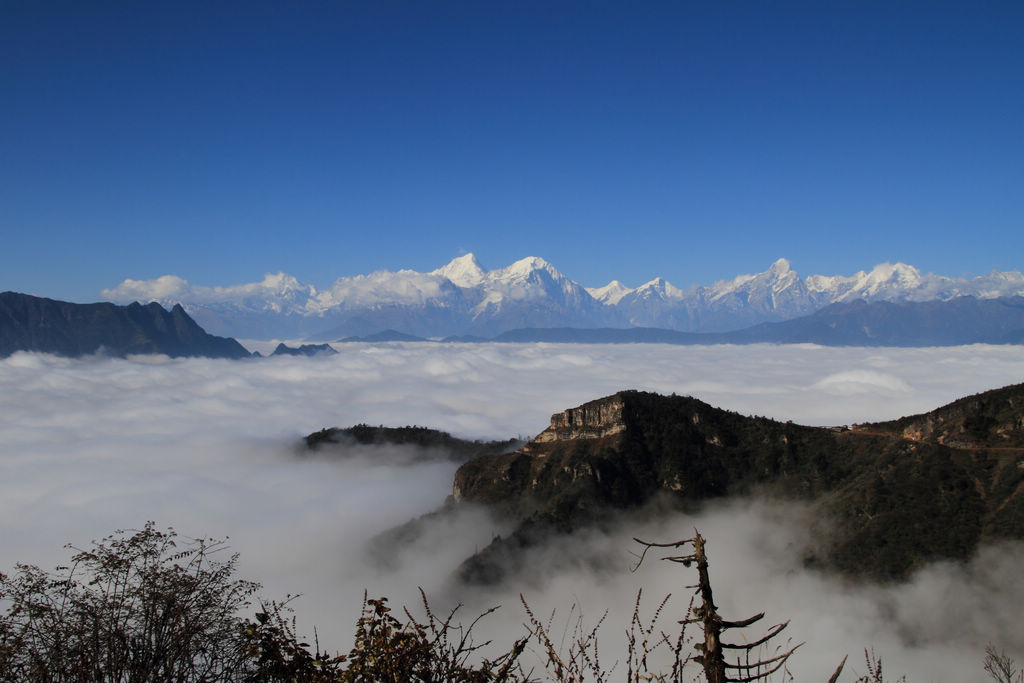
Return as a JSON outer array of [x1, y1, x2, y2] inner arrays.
[[304, 424, 522, 463], [271, 342, 337, 356], [448, 384, 1024, 583], [0, 292, 250, 359]]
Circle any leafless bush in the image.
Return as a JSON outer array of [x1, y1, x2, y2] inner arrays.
[[0, 522, 258, 681], [848, 649, 906, 683], [336, 589, 528, 682], [985, 646, 1023, 683], [522, 588, 693, 683]]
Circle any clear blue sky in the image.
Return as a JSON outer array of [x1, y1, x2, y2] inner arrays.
[[3, 1, 1022, 301]]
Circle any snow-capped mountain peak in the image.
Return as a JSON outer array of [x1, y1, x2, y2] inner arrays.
[[708, 260, 794, 303], [474, 256, 578, 308], [586, 280, 634, 305], [635, 277, 685, 300], [101, 255, 1024, 340], [432, 253, 486, 288], [496, 256, 559, 280], [807, 262, 924, 302], [864, 262, 922, 289]]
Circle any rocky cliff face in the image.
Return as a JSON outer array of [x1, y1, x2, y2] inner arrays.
[[533, 396, 626, 443], [453, 391, 845, 512], [451, 385, 1024, 584]]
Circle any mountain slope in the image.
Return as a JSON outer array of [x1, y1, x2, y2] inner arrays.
[[271, 342, 337, 357], [450, 384, 1024, 583], [864, 382, 1024, 449], [479, 296, 1024, 346], [0, 292, 251, 359], [724, 295, 1024, 346]]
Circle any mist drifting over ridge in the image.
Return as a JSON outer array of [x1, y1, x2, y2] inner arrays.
[[3, 342, 1024, 680]]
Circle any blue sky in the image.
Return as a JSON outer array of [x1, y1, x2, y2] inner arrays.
[[2, 1, 1022, 301]]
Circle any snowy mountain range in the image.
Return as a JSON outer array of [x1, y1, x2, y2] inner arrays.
[[101, 255, 1024, 340]]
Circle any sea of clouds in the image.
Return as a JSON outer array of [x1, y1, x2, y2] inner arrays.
[[2, 342, 1023, 680]]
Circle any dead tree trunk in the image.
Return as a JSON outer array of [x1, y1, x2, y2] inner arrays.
[[691, 533, 727, 683], [633, 531, 820, 683]]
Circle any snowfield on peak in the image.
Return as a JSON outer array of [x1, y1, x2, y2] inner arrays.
[[431, 253, 486, 288], [806, 262, 925, 302], [586, 280, 633, 306], [102, 255, 1024, 340]]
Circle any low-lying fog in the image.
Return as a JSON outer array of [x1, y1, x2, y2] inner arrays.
[[2, 342, 1023, 680]]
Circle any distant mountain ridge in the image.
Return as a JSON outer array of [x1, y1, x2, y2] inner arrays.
[[724, 296, 1024, 346], [0, 292, 251, 359], [496, 296, 1024, 346], [101, 256, 1024, 340], [341, 297, 1024, 347]]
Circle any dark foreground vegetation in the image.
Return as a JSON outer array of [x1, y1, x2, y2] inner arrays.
[[2, 523, 1020, 682], [304, 424, 522, 463]]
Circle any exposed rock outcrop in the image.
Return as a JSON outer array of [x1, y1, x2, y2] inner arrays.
[[451, 385, 1024, 584], [533, 396, 626, 443], [862, 383, 1024, 449]]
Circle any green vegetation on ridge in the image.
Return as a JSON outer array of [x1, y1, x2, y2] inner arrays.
[[452, 384, 1024, 582]]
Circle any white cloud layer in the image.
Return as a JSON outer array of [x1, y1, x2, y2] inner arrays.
[[2, 342, 1023, 679]]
